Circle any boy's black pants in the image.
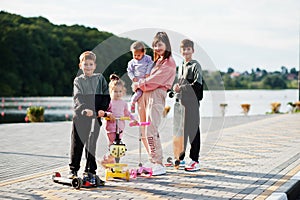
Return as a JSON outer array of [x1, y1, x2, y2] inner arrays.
[[69, 117, 100, 174], [179, 101, 201, 163]]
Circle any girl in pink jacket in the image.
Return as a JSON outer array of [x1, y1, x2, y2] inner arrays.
[[101, 74, 136, 166]]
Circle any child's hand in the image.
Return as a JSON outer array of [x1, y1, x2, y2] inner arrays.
[[173, 84, 180, 93], [108, 113, 116, 122], [133, 78, 138, 82], [131, 82, 139, 92], [130, 120, 138, 126], [98, 110, 105, 117]]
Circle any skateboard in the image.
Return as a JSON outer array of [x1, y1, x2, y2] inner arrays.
[[51, 172, 104, 189], [165, 93, 185, 169]]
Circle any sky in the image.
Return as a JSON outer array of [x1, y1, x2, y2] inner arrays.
[[1, 0, 300, 72]]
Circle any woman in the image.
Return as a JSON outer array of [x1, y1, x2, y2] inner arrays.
[[132, 32, 176, 175]]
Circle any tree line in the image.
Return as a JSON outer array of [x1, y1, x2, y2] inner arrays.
[[0, 11, 134, 96], [202, 67, 298, 90], [0, 11, 298, 97]]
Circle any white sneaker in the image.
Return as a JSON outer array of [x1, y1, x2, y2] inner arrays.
[[152, 164, 166, 176], [143, 161, 155, 168], [185, 160, 200, 171]]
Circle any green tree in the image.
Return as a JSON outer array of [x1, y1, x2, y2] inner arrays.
[[261, 75, 287, 89], [0, 11, 133, 96]]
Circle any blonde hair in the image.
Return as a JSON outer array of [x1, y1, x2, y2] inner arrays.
[[79, 51, 96, 63], [109, 74, 126, 95]]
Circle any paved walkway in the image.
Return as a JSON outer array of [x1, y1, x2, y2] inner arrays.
[[0, 114, 299, 199]]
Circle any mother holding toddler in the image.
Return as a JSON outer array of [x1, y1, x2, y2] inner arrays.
[[131, 32, 176, 176]]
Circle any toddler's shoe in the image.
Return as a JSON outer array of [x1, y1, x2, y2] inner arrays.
[[184, 160, 200, 171], [130, 103, 135, 113]]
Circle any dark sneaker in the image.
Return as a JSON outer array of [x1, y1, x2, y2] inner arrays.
[[68, 170, 78, 179], [83, 172, 105, 186]]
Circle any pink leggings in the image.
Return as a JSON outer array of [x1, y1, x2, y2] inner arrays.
[[107, 132, 123, 145]]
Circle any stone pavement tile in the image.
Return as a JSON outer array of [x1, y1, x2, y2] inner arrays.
[[1, 114, 300, 199]]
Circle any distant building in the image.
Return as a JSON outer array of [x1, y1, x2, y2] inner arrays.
[[287, 73, 297, 80], [230, 72, 241, 78]]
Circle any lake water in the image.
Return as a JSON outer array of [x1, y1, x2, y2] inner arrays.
[[0, 89, 299, 123]]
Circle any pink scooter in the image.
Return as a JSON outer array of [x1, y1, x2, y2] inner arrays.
[[129, 121, 153, 178]]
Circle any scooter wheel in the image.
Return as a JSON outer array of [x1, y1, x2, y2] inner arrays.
[[130, 169, 137, 179], [72, 177, 83, 189], [126, 170, 130, 181], [166, 157, 172, 163]]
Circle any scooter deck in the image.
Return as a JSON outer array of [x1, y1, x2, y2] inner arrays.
[[52, 173, 83, 189], [104, 164, 130, 181], [52, 172, 104, 189]]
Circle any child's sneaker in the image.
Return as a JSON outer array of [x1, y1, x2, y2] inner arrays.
[[152, 164, 166, 176], [130, 103, 135, 113], [179, 160, 186, 167], [185, 160, 200, 171], [173, 159, 185, 169], [143, 161, 155, 168]]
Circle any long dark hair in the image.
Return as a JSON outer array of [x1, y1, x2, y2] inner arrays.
[[152, 32, 172, 62]]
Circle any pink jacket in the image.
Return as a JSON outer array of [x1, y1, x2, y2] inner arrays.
[[105, 100, 135, 134], [138, 56, 176, 92]]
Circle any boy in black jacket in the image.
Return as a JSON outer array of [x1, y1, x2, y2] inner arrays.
[[173, 39, 203, 171], [69, 51, 110, 178]]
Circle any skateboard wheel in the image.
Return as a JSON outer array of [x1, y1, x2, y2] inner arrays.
[[166, 157, 172, 163]]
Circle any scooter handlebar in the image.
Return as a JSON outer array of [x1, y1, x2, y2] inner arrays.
[[129, 121, 150, 127], [104, 116, 131, 121]]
